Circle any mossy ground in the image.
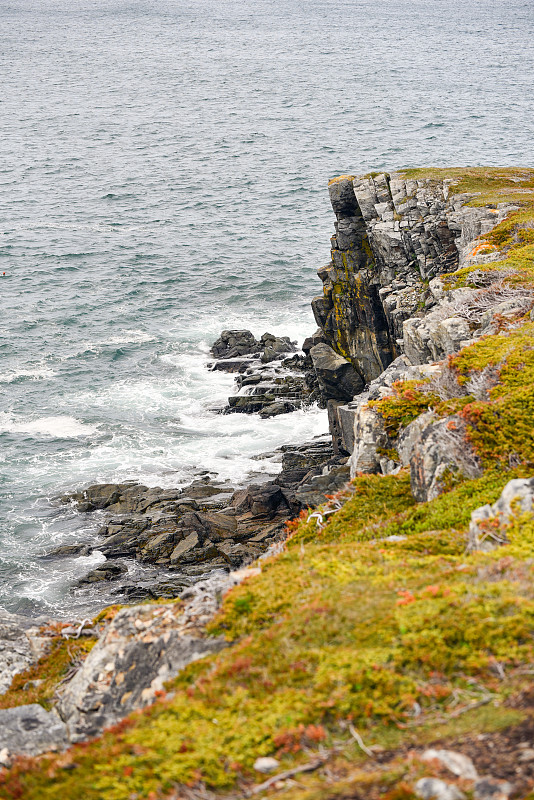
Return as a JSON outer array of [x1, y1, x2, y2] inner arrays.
[[2, 465, 534, 800], [1, 169, 533, 799]]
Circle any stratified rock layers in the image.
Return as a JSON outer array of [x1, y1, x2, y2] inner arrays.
[[313, 172, 511, 385]]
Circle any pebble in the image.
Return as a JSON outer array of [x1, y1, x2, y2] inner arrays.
[[253, 756, 280, 774], [422, 749, 478, 781], [415, 777, 466, 800]]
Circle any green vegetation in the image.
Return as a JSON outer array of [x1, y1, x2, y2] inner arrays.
[[2, 462, 533, 799]]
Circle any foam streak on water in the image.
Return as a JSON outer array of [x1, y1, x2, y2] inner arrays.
[[1, 0, 533, 616]]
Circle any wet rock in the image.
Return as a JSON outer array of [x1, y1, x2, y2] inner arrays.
[[0, 705, 68, 757], [44, 543, 91, 558], [422, 749, 478, 781], [77, 561, 127, 585], [98, 520, 151, 558], [259, 332, 296, 363], [310, 342, 364, 400], [210, 329, 261, 358], [259, 401, 295, 418], [468, 476, 534, 551], [63, 482, 133, 511], [170, 531, 200, 563], [415, 777, 466, 800]]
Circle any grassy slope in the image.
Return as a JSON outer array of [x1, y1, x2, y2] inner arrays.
[[1, 168, 534, 800]]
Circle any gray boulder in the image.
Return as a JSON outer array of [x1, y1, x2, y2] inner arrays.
[[0, 705, 68, 757], [399, 413, 480, 502], [415, 778, 466, 800], [0, 611, 50, 695], [422, 749, 478, 781], [310, 343, 364, 401], [57, 584, 228, 742]]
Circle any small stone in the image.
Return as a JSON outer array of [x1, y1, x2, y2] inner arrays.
[[518, 748, 534, 762], [422, 749, 478, 781], [474, 777, 514, 800], [253, 757, 280, 774], [415, 778, 466, 800]]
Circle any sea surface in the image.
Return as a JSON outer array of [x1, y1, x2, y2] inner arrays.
[[1, 0, 533, 617]]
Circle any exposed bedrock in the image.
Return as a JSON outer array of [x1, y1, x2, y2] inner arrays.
[[313, 173, 515, 386], [58, 438, 349, 594], [209, 329, 322, 416], [314, 172, 521, 486]]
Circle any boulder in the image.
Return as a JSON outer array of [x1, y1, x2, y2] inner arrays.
[[77, 561, 127, 585], [422, 749, 478, 781], [310, 343, 364, 401], [0, 705, 68, 757], [0, 612, 44, 695], [210, 330, 260, 359], [349, 403, 389, 476], [398, 413, 481, 502], [473, 778, 514, 800], [468, 477, 534, 551], [295, 463, 350, 508], [302, 328, 327, 355], [415, 778, 466, 800]]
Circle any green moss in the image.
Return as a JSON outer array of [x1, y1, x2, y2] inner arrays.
[[450, 324, 534, 467], [399, 167, 534, 208]]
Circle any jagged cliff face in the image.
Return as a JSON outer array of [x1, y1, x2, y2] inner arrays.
[[312, 172, 510, 383]]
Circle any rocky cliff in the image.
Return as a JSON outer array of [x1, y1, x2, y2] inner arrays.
[[1, 168, 534, 800]]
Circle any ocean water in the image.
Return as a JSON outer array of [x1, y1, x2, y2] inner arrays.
[[1, 0, 533, 617]]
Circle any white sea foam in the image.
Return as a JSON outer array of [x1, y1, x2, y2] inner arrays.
[[0, 366, 57, 383], [0, 414, 99, 438]]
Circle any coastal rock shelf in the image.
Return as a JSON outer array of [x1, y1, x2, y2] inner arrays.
[[208, 328, 321, 417], [57, 437, 348, 597]]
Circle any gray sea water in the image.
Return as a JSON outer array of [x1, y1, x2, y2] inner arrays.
[[1, 0, 533, 617]]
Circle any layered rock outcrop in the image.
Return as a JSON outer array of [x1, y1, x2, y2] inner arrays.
[[311, 172, 524, 495], [313, 172, 515, 385]]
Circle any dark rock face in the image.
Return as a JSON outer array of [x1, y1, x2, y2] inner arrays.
[[310, 343, 364, 401], [313, 173, 513, 388]]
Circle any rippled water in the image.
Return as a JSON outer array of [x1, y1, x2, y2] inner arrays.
[[1, 0, 533, 617]]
